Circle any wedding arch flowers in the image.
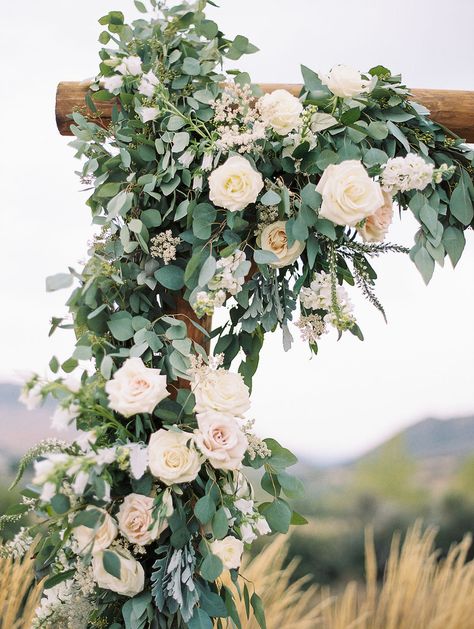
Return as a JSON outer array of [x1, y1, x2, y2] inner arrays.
[[4, 0, 474, 627]]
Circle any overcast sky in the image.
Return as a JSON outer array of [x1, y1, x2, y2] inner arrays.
[[1, 0, 473, 462]]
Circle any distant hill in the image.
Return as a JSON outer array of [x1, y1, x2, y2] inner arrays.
[[0, 383, 66, 460], [359, 416, 474, 462], [1, 381, 474, 487]]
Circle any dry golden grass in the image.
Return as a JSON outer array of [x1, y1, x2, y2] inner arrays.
[[0, 547, 42, 629], [234, 522, 474, 629], [3, 523, 474, 628], [227, 534, 323, 629]]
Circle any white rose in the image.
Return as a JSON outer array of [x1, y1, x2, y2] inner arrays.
[[316, 160, 384, 227], [116, 55, 142, 76], [320, 65, 373, 98], [105, 357, 169, 418], [117, 492, 172, 546], [259, 221, 305, 268], [102, 74, 123, 93], [210, 536, 244, 570], [195, 412, 248, 471], [193, 369, 250, 417], [148, 429, 201, 485], [208, 156, 264, 212], [92, 549, 145, 597], [73, 507, 118, 555], [357, 191, 394, 242], [258, 89, 303, 136]]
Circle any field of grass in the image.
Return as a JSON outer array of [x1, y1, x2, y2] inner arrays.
[[4, 523, 474, 628]]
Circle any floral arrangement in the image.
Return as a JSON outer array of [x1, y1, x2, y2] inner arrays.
[[4, 0, 474, 627]]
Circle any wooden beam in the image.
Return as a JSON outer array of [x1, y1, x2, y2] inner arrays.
[[56, 81, 474, 141]]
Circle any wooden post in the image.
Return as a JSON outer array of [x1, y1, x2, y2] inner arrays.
[[56, 81, 474, 141]]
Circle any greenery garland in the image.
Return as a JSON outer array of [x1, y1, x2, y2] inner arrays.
[[7, 0, 474, 627]]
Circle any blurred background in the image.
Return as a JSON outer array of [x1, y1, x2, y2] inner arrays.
[[1, 0, 474, 590]]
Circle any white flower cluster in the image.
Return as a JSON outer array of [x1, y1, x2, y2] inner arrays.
[[381, 154, 435, 194], [150, 230, 181, 265], [33, 577, 93, 629], [193, 250, 250, 317], [254, 204, 279, 238], [102, 55, 160, 98], [300, 271, 355, 331], [295, 313, 328, 344], [211, 82, 266, 153], [0, 527, 33, 560], [32, 439, 149, 504], [222, 476, 271, 545], [242, 419, 271, 460]]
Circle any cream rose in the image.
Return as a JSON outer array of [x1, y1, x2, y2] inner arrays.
[[92, 549, 144, 597], [193, 369, 250, 417], [210, 536, 244, 570], [259, 221, 305, 268], [258, 89, 303, 135], [73, 507, 118, 555], [357, 191, 394, 242], [208, 156, 264, 212], [105, 357, 169, 418], [117, 492, 172, 546], [195, 412, 248, 471], [316, 160, 384, 227], [148, 429, 201, 485], [320, 65, 373, 99]]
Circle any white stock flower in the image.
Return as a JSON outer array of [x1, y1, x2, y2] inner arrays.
[[75, 430, 97, 452], [128, 444, 149, 480], [105, 357, 169, 418], [234, 498, 254, 515], [102, 74, 123, 93], [117, 493, 171, 546], [62, 375, 81, 393], [320, 65, 373, 98], [357, 191, 394, 242], [40, 482, 56, 503], [138, 70, 159, 97], [50, 404, 79, 432], [195, 412, 248, 471], [316, 160, 384, 226], [73, 507, 118, 554], [254, 516, 271, 536], [381, 153, 435, 194], [136, 106, 160, 123], [19, 383, 42, 410], [258, 89, 303, 135], [73, 470, 90, 496], [240, 522, 257, 544], [116, 55, 142, 76], [92, 549, 145, 597], [33, 453, 68, 484], [193, 368, 250, 417], [210, 536, 244, 570], [208, 155, 264, 212], [148, 429, 202, 485]]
